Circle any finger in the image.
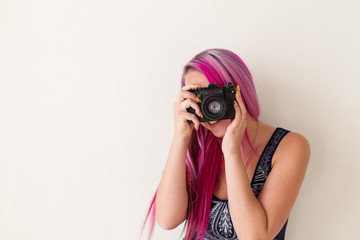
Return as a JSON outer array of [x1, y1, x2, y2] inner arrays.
[[233, 100, 241, 127], [236, 86, 247, 122], [237, 85, 245, 104], [180, 84, 201, 103], [183, 112, 201, 131], [182, 84, 201, 91], [177, 90, 202, 105], [232, 86, 242, 127], [180, 98, 203, 118], [176, 90, 190, 103]]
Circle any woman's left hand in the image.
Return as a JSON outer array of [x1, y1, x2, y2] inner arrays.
[[221, 85, 248, 157]]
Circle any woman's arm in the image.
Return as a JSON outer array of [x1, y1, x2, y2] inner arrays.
[[155, 134, 190, 230], [225, 132, 310, 240], [155, 83, 203, 230], [222, 85, 311, 239]]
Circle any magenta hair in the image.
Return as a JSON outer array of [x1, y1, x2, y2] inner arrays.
[[140, 48, 261, 240]]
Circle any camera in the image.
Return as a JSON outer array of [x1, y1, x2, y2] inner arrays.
[[186, 82, 236, 124]]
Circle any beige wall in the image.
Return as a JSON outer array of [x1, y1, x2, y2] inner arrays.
[[0, 0, 359, 239]]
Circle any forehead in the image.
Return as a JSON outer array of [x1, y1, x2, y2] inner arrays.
[[184, 70, 210, 88]]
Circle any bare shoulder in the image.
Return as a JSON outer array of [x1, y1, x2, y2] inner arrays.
[[273, 130, 311, 167], [256, 129, 311, 237]]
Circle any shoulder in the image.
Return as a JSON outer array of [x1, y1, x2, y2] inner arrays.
[[273, 130, 311, 168], [257, 129, 311, 238]]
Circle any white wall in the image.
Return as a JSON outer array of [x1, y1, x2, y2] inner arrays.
[[0, 0, 359, 239]]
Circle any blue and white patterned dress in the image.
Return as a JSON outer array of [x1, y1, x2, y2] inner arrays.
[[186, 127, 290, 240]]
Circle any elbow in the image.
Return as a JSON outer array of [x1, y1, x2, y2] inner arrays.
[[157, 221, 177, 230], [155, 193, 188, 230], [156, 213, 182, 230]]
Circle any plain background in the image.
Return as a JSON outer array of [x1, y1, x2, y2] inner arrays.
[[1, 0, 359, 239]]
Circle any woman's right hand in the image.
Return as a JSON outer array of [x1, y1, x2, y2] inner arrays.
[[173, 84, 203, 138]]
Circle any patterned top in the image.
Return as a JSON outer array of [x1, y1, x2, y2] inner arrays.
[[186, 127, 290, 240]]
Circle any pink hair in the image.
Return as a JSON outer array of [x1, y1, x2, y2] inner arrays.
[[140, 48, 260, 240]]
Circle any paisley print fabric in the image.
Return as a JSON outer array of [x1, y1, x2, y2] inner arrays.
[[185, 127, 290, 240]]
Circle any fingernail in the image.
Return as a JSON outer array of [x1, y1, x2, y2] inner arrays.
[[234, 100, 238, 106], [196, 97, 202, 103], [237, 85, 240, 92], [196, 126, 199, 131], [200, 113, 204, 118], [195, 84, 201, 88]]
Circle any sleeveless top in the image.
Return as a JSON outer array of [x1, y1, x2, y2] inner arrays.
[[185, 127, 291, 240]]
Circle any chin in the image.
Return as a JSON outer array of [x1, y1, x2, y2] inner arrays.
[[212, 131, 225, 138], [201, 120, 230, 138]]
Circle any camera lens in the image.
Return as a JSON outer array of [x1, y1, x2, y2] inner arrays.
[[202, 96, 227, 120], [208, 101, 221, 114]]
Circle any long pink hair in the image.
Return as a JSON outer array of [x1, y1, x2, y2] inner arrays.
[[140, 48, 260, 240]]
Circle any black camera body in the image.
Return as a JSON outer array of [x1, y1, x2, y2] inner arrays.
[[186, 82, 236, 124]]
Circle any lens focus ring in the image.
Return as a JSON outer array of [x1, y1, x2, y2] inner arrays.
[[201, 96, 227, 120]]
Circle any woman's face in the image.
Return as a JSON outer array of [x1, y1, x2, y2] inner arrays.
[[184, 70, 231, 138]]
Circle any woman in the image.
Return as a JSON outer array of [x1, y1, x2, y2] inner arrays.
[[141, 48, 310, 240]]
